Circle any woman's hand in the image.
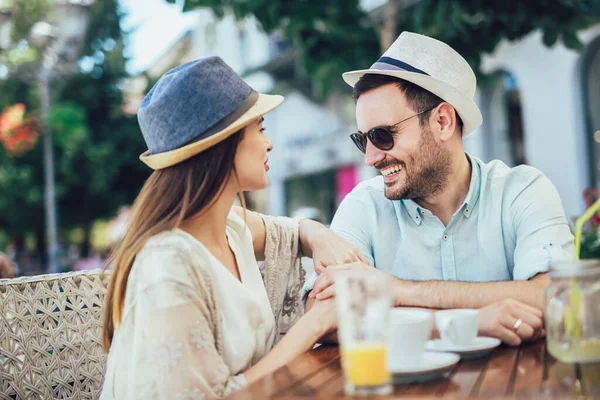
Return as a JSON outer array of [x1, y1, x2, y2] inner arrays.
[[244, 297, 337, 384], [306, 297, 338, 336], [478, 299, 545, 346], [300, 219, 369, 274]]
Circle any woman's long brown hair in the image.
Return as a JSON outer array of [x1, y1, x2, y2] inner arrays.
[[102, 130, 245, 351]]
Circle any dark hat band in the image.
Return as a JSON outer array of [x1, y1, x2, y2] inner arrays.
[[184, 90, 259, 146], [370, 56, 429, 76]]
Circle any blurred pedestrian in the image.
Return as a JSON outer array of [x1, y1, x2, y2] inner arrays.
[[0, 252, 15, 279]]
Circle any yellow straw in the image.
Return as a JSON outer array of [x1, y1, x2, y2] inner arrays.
[[574, 197, 600, 259], [566, 197, 600, 341]]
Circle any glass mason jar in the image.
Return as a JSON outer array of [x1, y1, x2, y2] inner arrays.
[[545, 260, 600, 363]]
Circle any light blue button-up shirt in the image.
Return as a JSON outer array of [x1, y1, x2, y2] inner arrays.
[[306, 154, 574, 290]]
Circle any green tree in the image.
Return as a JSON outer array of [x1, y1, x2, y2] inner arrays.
[[0, 0, 149, 261], [172, 0, 600, 98]]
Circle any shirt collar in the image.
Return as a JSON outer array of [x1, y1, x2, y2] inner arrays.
[[462, 153, 481, 218], [401, 153, 481, 225], [402, 198, 424, 225]]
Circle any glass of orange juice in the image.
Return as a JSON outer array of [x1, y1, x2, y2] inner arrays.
[[335, 272, 392, 396]]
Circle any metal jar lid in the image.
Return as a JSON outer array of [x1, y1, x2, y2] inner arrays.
[[549, 259, 600, 278]]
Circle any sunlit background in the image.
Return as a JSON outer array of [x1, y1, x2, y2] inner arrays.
[[0, 0, 599, 276]]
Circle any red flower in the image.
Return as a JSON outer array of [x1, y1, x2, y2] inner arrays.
[[0, 104, 40, 157]]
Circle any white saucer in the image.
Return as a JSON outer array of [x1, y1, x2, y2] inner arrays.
[[388, 351, 459, 384], [425, 337, 501, 360]]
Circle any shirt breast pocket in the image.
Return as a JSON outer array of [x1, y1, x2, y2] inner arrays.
[[389, 239, 442, 281], [465, 235, 511, 281]]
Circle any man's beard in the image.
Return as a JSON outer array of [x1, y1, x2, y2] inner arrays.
[[383, 127, 452, 201]]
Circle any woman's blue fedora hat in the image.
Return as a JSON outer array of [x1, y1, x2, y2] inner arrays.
[[138, 56, 283, 169]]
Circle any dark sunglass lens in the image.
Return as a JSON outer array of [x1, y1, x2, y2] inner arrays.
[[370, 127, 394, 150], [350, 134, 367, 153]]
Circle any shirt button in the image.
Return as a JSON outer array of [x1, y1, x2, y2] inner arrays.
[[443, 234, 449, 240]]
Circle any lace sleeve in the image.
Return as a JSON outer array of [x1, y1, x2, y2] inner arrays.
[[114, 236, 247, 400], [258, 214, 305, 342], [121, 280, 246, 400]]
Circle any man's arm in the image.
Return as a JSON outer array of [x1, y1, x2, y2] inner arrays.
[[391, 272, 549, 310], [307, 294, 545, 346], [509, 169, 574, 280], [309, 261, 550, 310]]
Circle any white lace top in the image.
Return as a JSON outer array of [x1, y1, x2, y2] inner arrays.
[[100, 211, 305, 399]]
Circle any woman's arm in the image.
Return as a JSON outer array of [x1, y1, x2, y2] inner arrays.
[[233, 206, 367, 268], [244, 298, 336, 383], [121, 281, 248, 399]]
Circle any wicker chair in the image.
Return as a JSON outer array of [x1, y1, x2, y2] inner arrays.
[[0, 270, 109, 399]]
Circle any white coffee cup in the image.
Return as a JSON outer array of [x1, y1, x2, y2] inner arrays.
[[387, 309, 432, 369], [435, 309, 479, 346]]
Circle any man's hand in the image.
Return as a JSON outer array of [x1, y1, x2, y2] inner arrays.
[[478, 299, 545, 346], [309, 261, 379, 300]]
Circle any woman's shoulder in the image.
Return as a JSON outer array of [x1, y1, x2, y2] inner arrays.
[[227, 207, 249, 235], [138, 229, 198, 260], [131, 229, 211, 288]]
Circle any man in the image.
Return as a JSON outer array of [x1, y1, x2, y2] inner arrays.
[[306, 32, 573, 345]]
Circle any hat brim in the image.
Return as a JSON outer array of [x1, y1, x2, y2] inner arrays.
[[140, 93, 284, 170], [342, 69, 483, 136]]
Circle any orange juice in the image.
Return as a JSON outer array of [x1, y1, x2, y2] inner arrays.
[[342, 343, 389, 386]]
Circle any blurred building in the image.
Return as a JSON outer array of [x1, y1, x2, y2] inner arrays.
[[123, 2, 600, 223], [260, 90, 370, 221], [470, 25, 600, 221]]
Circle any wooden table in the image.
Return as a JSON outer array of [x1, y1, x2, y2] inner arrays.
[[228, 340, 600, 399]]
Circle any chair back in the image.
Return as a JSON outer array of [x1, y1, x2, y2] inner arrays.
[[0, 270, 109, 399]]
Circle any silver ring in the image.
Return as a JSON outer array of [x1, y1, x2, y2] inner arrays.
[[513, 318, 523, 331]]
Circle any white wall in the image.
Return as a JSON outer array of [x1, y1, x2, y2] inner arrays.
[[359, 0, 388, 11], [481, 26, 600, 221], [463, 91, 488, 160], [187, 11, 271, 80]]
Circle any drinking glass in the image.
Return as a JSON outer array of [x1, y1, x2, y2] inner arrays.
[[335, 272, 392, 396]]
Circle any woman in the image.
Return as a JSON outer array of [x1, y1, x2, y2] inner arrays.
[[100, 57, 363, 399]]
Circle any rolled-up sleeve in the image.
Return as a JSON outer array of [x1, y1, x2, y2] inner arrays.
[[511, 172, 574, 280]]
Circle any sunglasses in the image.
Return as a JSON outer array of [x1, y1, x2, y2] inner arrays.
[[350, 107, 435, 153]]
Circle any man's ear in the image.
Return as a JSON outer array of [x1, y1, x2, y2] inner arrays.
[[434, 103, 458, 142]]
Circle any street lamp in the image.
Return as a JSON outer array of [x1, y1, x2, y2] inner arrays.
[[0, 10, 11, 50], [29, 0, 95, 274]]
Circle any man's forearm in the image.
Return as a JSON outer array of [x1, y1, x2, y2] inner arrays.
[[392, 274, 549, 310]]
